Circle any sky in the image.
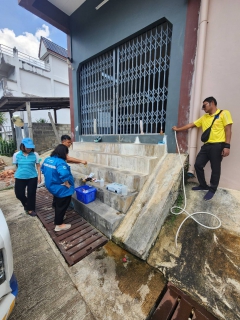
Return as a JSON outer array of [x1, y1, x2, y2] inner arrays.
[[0, 0, 67, 58]]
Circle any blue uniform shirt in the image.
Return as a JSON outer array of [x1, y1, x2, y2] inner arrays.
[[41, 156, 74, 198], [13, 151, 39, 179]]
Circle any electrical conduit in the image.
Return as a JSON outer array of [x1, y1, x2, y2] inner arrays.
[[188, 0, 210, 175]]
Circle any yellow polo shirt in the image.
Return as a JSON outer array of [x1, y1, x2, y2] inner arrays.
[[194, 109, 233, 143]]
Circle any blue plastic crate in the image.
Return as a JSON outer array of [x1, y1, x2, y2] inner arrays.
[[75, 185, 97, 204]]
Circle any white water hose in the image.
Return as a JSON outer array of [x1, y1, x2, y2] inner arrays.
[[171, 132, 221, 247]]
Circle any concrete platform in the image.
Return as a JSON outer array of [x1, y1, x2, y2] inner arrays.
[[72, 195, 125, 239], [72, 170, 138, 213], [113, 153, 187, 260], [70, 149, 159, 174], [0, 188, 165, 320], [71, 164, 148, 193]]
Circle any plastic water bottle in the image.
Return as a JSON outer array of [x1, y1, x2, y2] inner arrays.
[[100, 178, 104, 187]]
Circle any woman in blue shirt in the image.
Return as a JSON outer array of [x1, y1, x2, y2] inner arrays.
[[41, 144, 74, 232], [13, 138, 41, 217]]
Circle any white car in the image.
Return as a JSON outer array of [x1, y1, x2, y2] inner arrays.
[[0, 209, 18, 320]]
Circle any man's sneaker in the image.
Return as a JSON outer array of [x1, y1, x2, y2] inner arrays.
[[204, 191, 215, 201], [192, 185, 209, 191], [54, 224, 71, 232]]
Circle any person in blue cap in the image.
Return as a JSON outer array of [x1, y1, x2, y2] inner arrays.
[[13, 138, 41, 216]]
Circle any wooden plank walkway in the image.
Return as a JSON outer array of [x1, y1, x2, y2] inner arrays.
[[36, 188, 108, 266]]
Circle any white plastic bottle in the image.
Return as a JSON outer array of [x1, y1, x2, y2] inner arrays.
[[100, 178, 104, 187]]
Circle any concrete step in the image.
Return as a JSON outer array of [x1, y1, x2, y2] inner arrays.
[[72, 170, 138, 214], [69, 149, 158, 174], [112, 153, 188, 260], [72, 195, 125, 239], [70, 163, 148, 192], [72, 142, 165, 157]]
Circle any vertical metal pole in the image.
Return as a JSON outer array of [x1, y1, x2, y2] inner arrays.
[[9, 111, 16, 144], [143, 31, 147, 134], [93, 60, 97, 135], [54, 109, 57, 123], [116, 48, 120, 135], [157, 25, 162, 133], [126, 41, 130, 134], [138, 34, 143, 134], [26, 101, 33, 139], [146, 29, 152, 134], [152, 27, 157, 133], [95, 58, 101, 133], [130, 39, 134, 134], [113, 50, 116, 134], [133, 37, 138, 134]]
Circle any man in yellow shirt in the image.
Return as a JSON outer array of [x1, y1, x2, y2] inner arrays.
[[172, 96, 233, 201]]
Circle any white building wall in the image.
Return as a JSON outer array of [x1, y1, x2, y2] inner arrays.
[[20, 70, 52, 96], [197, 0, 240, 190], [52, 56, 69, 82], [54, 81, 69, 97], [0, 48, 70, 125]]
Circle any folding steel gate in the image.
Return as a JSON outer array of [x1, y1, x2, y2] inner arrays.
[[79, 21, 172, 135]]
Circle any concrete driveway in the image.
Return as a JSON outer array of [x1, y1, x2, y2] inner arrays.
[[0, 187, 165, 320]]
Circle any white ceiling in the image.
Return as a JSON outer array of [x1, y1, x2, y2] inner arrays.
[[48, 0, 87, 16]]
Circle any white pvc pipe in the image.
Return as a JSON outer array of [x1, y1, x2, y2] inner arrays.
[[188, 0, 209, 174]]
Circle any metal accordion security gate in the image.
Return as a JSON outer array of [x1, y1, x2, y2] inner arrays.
[[79, 21, 172, 136]]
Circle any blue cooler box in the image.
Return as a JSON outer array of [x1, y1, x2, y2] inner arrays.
[[75, 185, 97, 204]]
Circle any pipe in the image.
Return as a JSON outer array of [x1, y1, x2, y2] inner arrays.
[[188, 0, 209, 174]]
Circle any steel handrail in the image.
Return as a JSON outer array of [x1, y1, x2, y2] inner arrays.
[[0, 43, 50, 71]]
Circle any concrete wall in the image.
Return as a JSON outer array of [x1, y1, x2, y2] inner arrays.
[[69, 0, 188, 150], [32, 123, 70, 154], [194, 0, 240, 190]]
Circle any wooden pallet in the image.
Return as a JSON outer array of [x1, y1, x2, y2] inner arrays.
[[36, 188, 108, 266]]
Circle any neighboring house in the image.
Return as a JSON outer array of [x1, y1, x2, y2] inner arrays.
[[18, 0, 239, 191], [0, 37, 70, 125]]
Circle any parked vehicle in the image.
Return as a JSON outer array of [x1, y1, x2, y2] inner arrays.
[[0, 209, 18, 320]]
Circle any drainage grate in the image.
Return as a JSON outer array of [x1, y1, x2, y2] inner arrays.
[[150, 282, 218, 320], [36, 188, 108, 266]]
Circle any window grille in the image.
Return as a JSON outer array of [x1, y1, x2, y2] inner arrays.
[[79, 21, 172, 135]]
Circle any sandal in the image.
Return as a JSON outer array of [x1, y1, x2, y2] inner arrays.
[[94, 136, 102, 143]]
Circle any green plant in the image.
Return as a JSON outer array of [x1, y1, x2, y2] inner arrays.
[[35, 118, 49, 123], [0, 112, 7, 126], [0, 140, 17, 157], [172, 191, 184, 214]]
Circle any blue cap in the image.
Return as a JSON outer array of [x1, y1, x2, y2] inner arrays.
[[22, 138, 35, 149]]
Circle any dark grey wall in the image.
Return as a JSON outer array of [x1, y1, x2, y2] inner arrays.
[[70, 0, 188, 152], [32, 123, 71, 154]]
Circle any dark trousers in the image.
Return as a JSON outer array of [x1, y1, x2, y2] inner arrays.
[[15, 177, 38, 211], [53, 195, 72, 225], [194, 143, 224, 193]]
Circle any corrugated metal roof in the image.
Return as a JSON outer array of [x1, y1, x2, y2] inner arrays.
[[41, 37, 68, 58]]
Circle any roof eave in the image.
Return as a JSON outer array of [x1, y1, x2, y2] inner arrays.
[[18, 0, 70, 34]]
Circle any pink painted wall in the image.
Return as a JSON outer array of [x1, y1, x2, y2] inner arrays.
[[195, 0, 240, 190]]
